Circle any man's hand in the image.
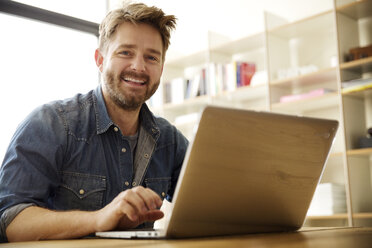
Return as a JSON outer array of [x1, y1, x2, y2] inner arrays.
[[94, 186, 164, 231], [6, 186, 163, 241]]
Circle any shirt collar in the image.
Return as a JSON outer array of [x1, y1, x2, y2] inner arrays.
[[93, 85, 160, 138], [94, 85, 113, 134]]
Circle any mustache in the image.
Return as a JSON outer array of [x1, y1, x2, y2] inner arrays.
[[120, 71, 150, 83]]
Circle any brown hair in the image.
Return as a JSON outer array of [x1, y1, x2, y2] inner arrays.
[[98, 2, 177, 60]]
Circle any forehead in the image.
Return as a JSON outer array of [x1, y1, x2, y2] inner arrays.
[[109, 22, 163, 54]]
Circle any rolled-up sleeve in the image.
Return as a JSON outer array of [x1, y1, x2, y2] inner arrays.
[[0, 203, 35, 242]]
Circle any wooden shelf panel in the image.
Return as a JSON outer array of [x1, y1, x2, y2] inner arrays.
[[337, 0, 372, 20], [347, 147, 372, 156], [307, 212, 372, 220], [307, 214, 348, 220], [270, 67, 338, 89], [340, 57, 372, 73]]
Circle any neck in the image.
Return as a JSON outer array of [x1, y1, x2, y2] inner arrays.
[[104, 97, 141, 136], [113, 107, 141, 136]]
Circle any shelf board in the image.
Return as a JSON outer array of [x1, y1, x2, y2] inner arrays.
[[340, 57, 372, 73], [217, 84, 268, 102], [307, 213, 348, 220], [271, 92, 340, 113], [342, 86, 372, 98], [353, 212, 372, 219], [270, 67, 338, 89], [267, 10, 334, 39], [307, 212, 372, 220], [337, 0, 372, 20], [329, 151, 345, 158], [210, 32, 266, 55], [347, 147, 372, 156], [165, 50, 209, 68]]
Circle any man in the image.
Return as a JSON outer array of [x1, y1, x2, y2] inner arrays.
[[0, 2, 188, 242]]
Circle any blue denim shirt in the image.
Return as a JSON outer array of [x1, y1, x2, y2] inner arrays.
[[0, 86, 188, 242]]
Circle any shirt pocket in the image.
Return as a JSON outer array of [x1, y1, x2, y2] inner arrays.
[[54, 172, 106, 211], [144, 177, 171, 200]]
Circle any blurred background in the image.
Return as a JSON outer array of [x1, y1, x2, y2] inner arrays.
[[0, 0, 330, 160]]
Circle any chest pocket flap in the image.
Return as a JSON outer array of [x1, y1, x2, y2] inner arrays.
[[55, 172, 106, 211]]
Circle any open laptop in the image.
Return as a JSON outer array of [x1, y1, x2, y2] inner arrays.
[[96, 105, 338, 239]]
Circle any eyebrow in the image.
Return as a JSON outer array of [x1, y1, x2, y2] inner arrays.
[[116, 44, 162, 56]]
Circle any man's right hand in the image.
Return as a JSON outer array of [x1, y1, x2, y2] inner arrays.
[[6, 186, 164, 242], [94, 186, 164, 231]]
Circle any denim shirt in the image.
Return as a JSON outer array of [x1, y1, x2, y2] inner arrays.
[[0, 86, 188, 241]]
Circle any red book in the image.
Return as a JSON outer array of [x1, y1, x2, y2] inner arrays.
[[241, 62, 256, 86]]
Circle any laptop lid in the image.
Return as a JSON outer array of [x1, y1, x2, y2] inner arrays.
[[163, 105, 338, 238]]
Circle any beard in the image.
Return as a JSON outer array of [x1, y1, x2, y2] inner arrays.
[[103, 69, 160, 111]]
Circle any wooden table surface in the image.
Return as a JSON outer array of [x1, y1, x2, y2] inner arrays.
[[2, 227, 372, 248]]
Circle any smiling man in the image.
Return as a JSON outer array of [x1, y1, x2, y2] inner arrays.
[[0, 2, 188, 242]]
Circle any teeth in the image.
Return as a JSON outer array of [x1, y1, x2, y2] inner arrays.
[[124, 77, 145, 83]]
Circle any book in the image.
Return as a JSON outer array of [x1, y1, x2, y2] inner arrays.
[[341, 78, 372, 94], [307, 183, 347, 216], [240, 62, 256, 86], [279, 88, 333, 103], [235, 61, 256, 88], [163, 77, 185, 104]]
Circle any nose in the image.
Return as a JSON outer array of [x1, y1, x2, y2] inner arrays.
[[130, 55, 146, 72]]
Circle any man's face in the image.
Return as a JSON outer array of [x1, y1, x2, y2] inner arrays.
[[97, 22, 164, 111]]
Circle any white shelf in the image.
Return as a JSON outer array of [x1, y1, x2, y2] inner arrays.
[[165, 50, 209, 68], [270, 67, 338, 89], [268, 10, 334, 39], [271, 92, 340, 113], [216, 84, 268, 102], [210, 32, 266, 55], [154, 3, 372, 228]]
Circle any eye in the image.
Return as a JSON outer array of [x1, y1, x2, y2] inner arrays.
[[120, 50, 131, 56], [147, 55, 159, 62]]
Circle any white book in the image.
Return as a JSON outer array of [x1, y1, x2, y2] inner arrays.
[[170, 78, 185, 104], [226, 63, 237, 92]]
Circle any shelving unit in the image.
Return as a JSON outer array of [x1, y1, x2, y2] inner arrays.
[[148, 0, 372, 227]]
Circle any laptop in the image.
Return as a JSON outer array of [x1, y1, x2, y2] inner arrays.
[[96, 105, 339, 239]]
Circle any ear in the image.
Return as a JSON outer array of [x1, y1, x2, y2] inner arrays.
[[94, 49, 104, 72]]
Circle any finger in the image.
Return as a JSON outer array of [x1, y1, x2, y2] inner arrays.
[[121, 190, 148, 216], [133, 187, 163, 210], [145, 209, 164, 222], [118, 200, 139, 222]]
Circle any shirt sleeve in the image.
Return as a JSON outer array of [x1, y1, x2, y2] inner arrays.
[[0, 203, 35, 242], [0, 103, 67, 242]]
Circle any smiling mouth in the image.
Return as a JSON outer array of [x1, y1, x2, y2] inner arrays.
[[121, 76, 147, 86]]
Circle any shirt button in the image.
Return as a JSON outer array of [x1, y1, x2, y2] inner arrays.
[[114, 127, 119, 132], [144, 153, 149, 158], [132, 182, 137, 186], [79, 189, 85, 195], [121, 148, 127, 153], [125, 181, 129, 186], [161, 192, 166, 197]]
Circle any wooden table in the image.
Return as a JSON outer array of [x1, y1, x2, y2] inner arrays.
[[2, 227, 372, 248]]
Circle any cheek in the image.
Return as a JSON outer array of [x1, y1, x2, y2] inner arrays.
[[149, 66, 163, 80], [104, 58, 126, 72]]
